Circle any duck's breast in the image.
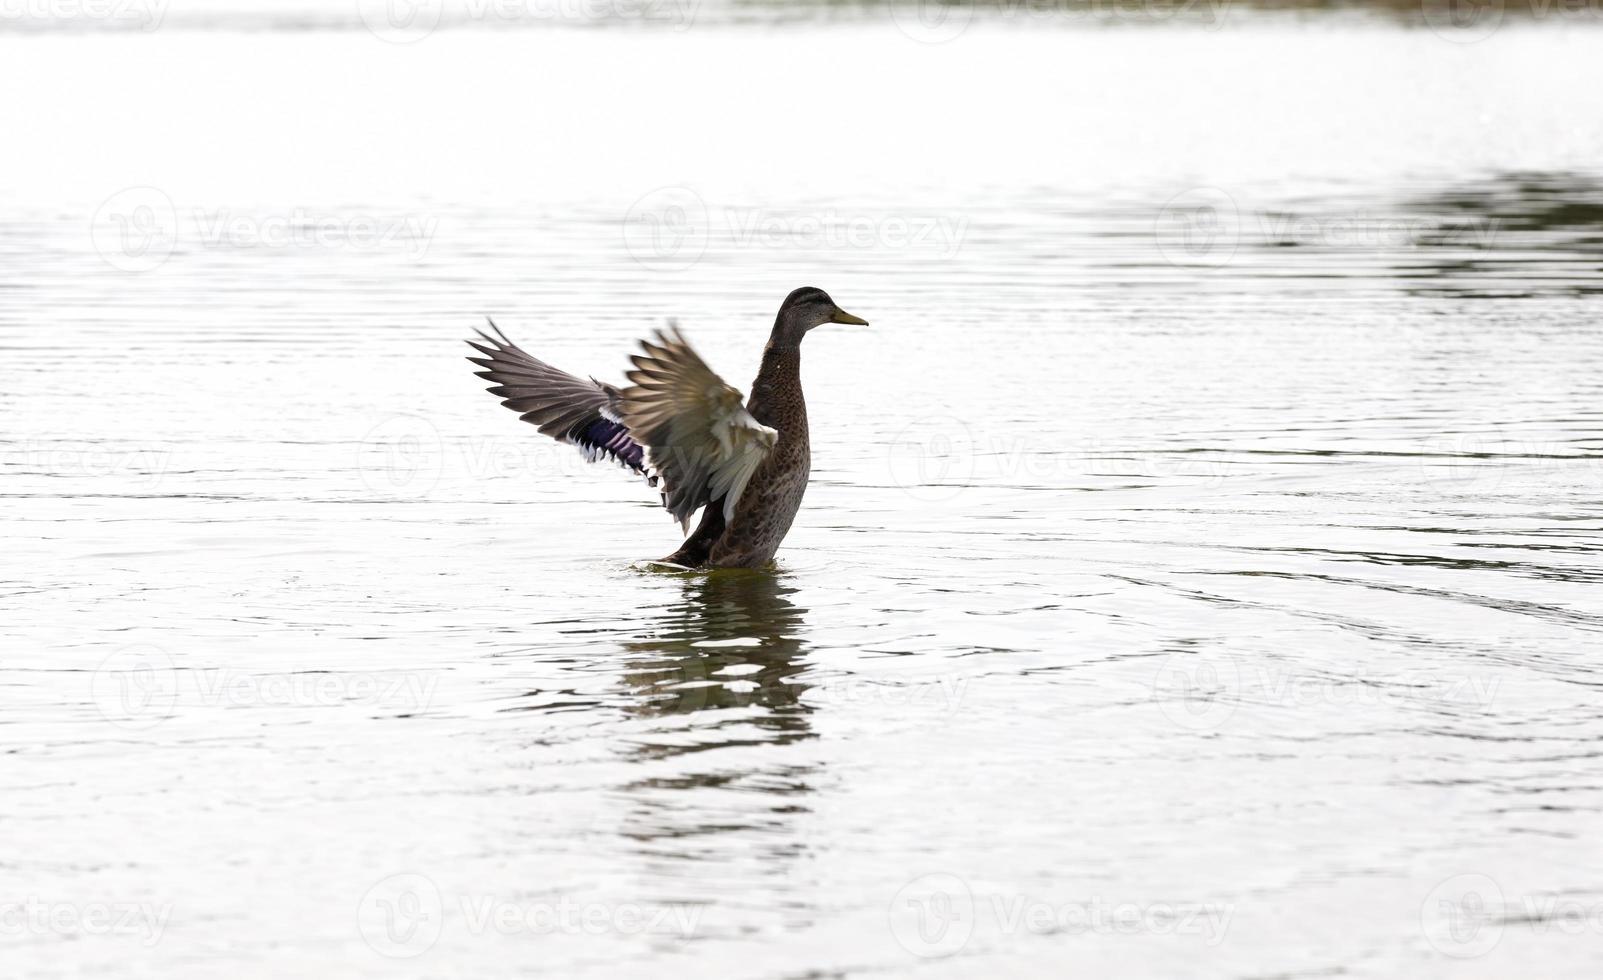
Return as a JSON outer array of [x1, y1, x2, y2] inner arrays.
[[711, 417, 809, 566]]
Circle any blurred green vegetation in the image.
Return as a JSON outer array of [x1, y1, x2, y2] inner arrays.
[[733, 0, 1598, 23]]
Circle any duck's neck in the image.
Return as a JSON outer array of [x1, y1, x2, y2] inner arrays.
[[749, 339, 804, 431]]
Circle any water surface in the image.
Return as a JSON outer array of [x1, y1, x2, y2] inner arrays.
[[4, 17, 1603, 979]]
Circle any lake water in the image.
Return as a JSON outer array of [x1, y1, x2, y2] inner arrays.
[[5, 9, 1603, 978]]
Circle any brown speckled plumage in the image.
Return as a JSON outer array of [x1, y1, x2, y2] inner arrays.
[[466, 287, 868, 569], [677, 346, 809, 567]]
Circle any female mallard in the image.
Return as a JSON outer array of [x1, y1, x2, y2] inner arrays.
[[466, 287, 869, 568]]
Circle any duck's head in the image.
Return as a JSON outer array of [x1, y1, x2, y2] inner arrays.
[[770, 286, 868, 347]]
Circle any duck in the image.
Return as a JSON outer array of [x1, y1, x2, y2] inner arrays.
[[466, 287, 869, 568]]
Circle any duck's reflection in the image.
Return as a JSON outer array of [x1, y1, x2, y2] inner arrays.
[[614, 569, 819, 857], [621, 568, 814, 736]]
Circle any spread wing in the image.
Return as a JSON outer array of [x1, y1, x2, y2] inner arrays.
[[618, 324, 776, 530], [465, 320, 647, 475]]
